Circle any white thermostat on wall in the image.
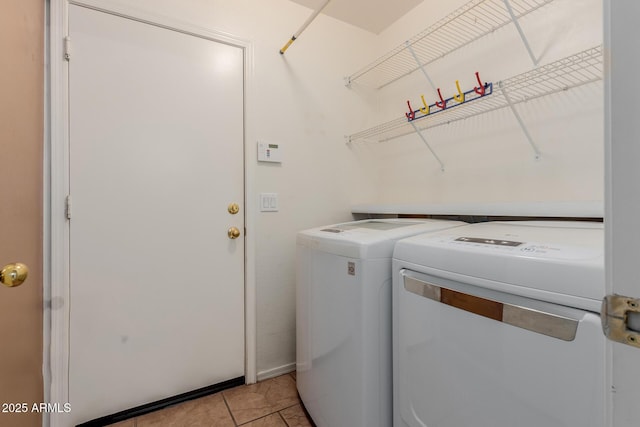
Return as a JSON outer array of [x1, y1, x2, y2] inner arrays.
[[257, 141, 282, 163]]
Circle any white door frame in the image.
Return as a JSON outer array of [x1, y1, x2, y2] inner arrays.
[[46, 1, 257, 424], [604, 2, 640, 426]]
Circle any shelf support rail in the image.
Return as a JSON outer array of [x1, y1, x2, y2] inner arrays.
[[503, 0, 538, 66], [409, 121, 445, 171], [498, 81, 541, 160], [405, 41, 438, 93]]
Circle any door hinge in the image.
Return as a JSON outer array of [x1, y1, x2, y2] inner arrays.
[[65, 195, 72, 220], [64, 36, 71, 61], [601, 294, 640, 349]]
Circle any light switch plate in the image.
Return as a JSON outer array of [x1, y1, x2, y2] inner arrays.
[[260, 193, 278, 212]]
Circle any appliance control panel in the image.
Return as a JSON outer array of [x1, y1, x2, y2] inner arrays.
[[455, 237, 522, 247], [426, 235, 600, 260]]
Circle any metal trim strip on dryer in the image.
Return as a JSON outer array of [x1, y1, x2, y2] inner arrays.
[[403, 276, 579, 341]]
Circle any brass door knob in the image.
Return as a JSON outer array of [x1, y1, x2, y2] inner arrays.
[[228, 203, 240, 215], [1, 263, 29, 288], [228, 227, 241, 239]]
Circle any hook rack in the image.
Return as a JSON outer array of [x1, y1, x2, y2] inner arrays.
[[347, 46, 603, 157], [402, 74, 492, 166], [407, 77, 493, 123], [346, 0, 553, 89]]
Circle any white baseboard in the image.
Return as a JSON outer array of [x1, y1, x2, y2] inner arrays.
[[256, 363, 296, 382]]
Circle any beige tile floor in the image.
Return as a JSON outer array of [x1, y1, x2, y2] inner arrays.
[[108, 372, 315, 427]]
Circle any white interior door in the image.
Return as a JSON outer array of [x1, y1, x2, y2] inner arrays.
[[67, 4, 245, 424], [605, 1, 640, 426]]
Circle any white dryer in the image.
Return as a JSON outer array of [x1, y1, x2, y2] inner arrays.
[[296, 218, 465, 427], [392, 221, 606, 427]]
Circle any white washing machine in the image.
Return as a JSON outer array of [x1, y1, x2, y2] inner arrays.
[[392, 221, 606, 427], [296, 218, 465, 427]]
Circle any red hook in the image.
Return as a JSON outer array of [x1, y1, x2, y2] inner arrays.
[[435, 88, 447, 110], [474, 71, 486, 96], [405, 100, 415, 120]]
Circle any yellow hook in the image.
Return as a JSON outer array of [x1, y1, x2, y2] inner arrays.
[[420, 95, 430, 114], [453, 80, 465, 103]]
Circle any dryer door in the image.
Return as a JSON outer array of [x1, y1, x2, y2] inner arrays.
[[393, 269, 605, 427]]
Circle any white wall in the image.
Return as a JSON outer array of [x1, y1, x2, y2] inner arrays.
[[348, 0, 604, 205], [111, 0, 379, 378]]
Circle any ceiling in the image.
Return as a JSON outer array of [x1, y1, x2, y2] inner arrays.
[[288, 0, 424, 34]]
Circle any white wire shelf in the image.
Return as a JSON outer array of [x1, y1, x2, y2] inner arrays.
[[347, 45, 603, 144], [346, 0, 553, 89]]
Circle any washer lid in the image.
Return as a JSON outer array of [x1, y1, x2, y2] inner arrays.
[[393, 221, 604, 309], [297, 219, 465, 259]]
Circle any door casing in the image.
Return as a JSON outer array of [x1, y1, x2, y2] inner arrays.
[[47, 1, 257, 425], [603, 1, 640, 425]]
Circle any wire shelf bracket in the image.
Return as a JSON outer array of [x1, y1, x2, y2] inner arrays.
[[409, 121, 445, 171], [503, 0, 538, 66], [405, 41, 437, 93], [499, 81, 541, 159]]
